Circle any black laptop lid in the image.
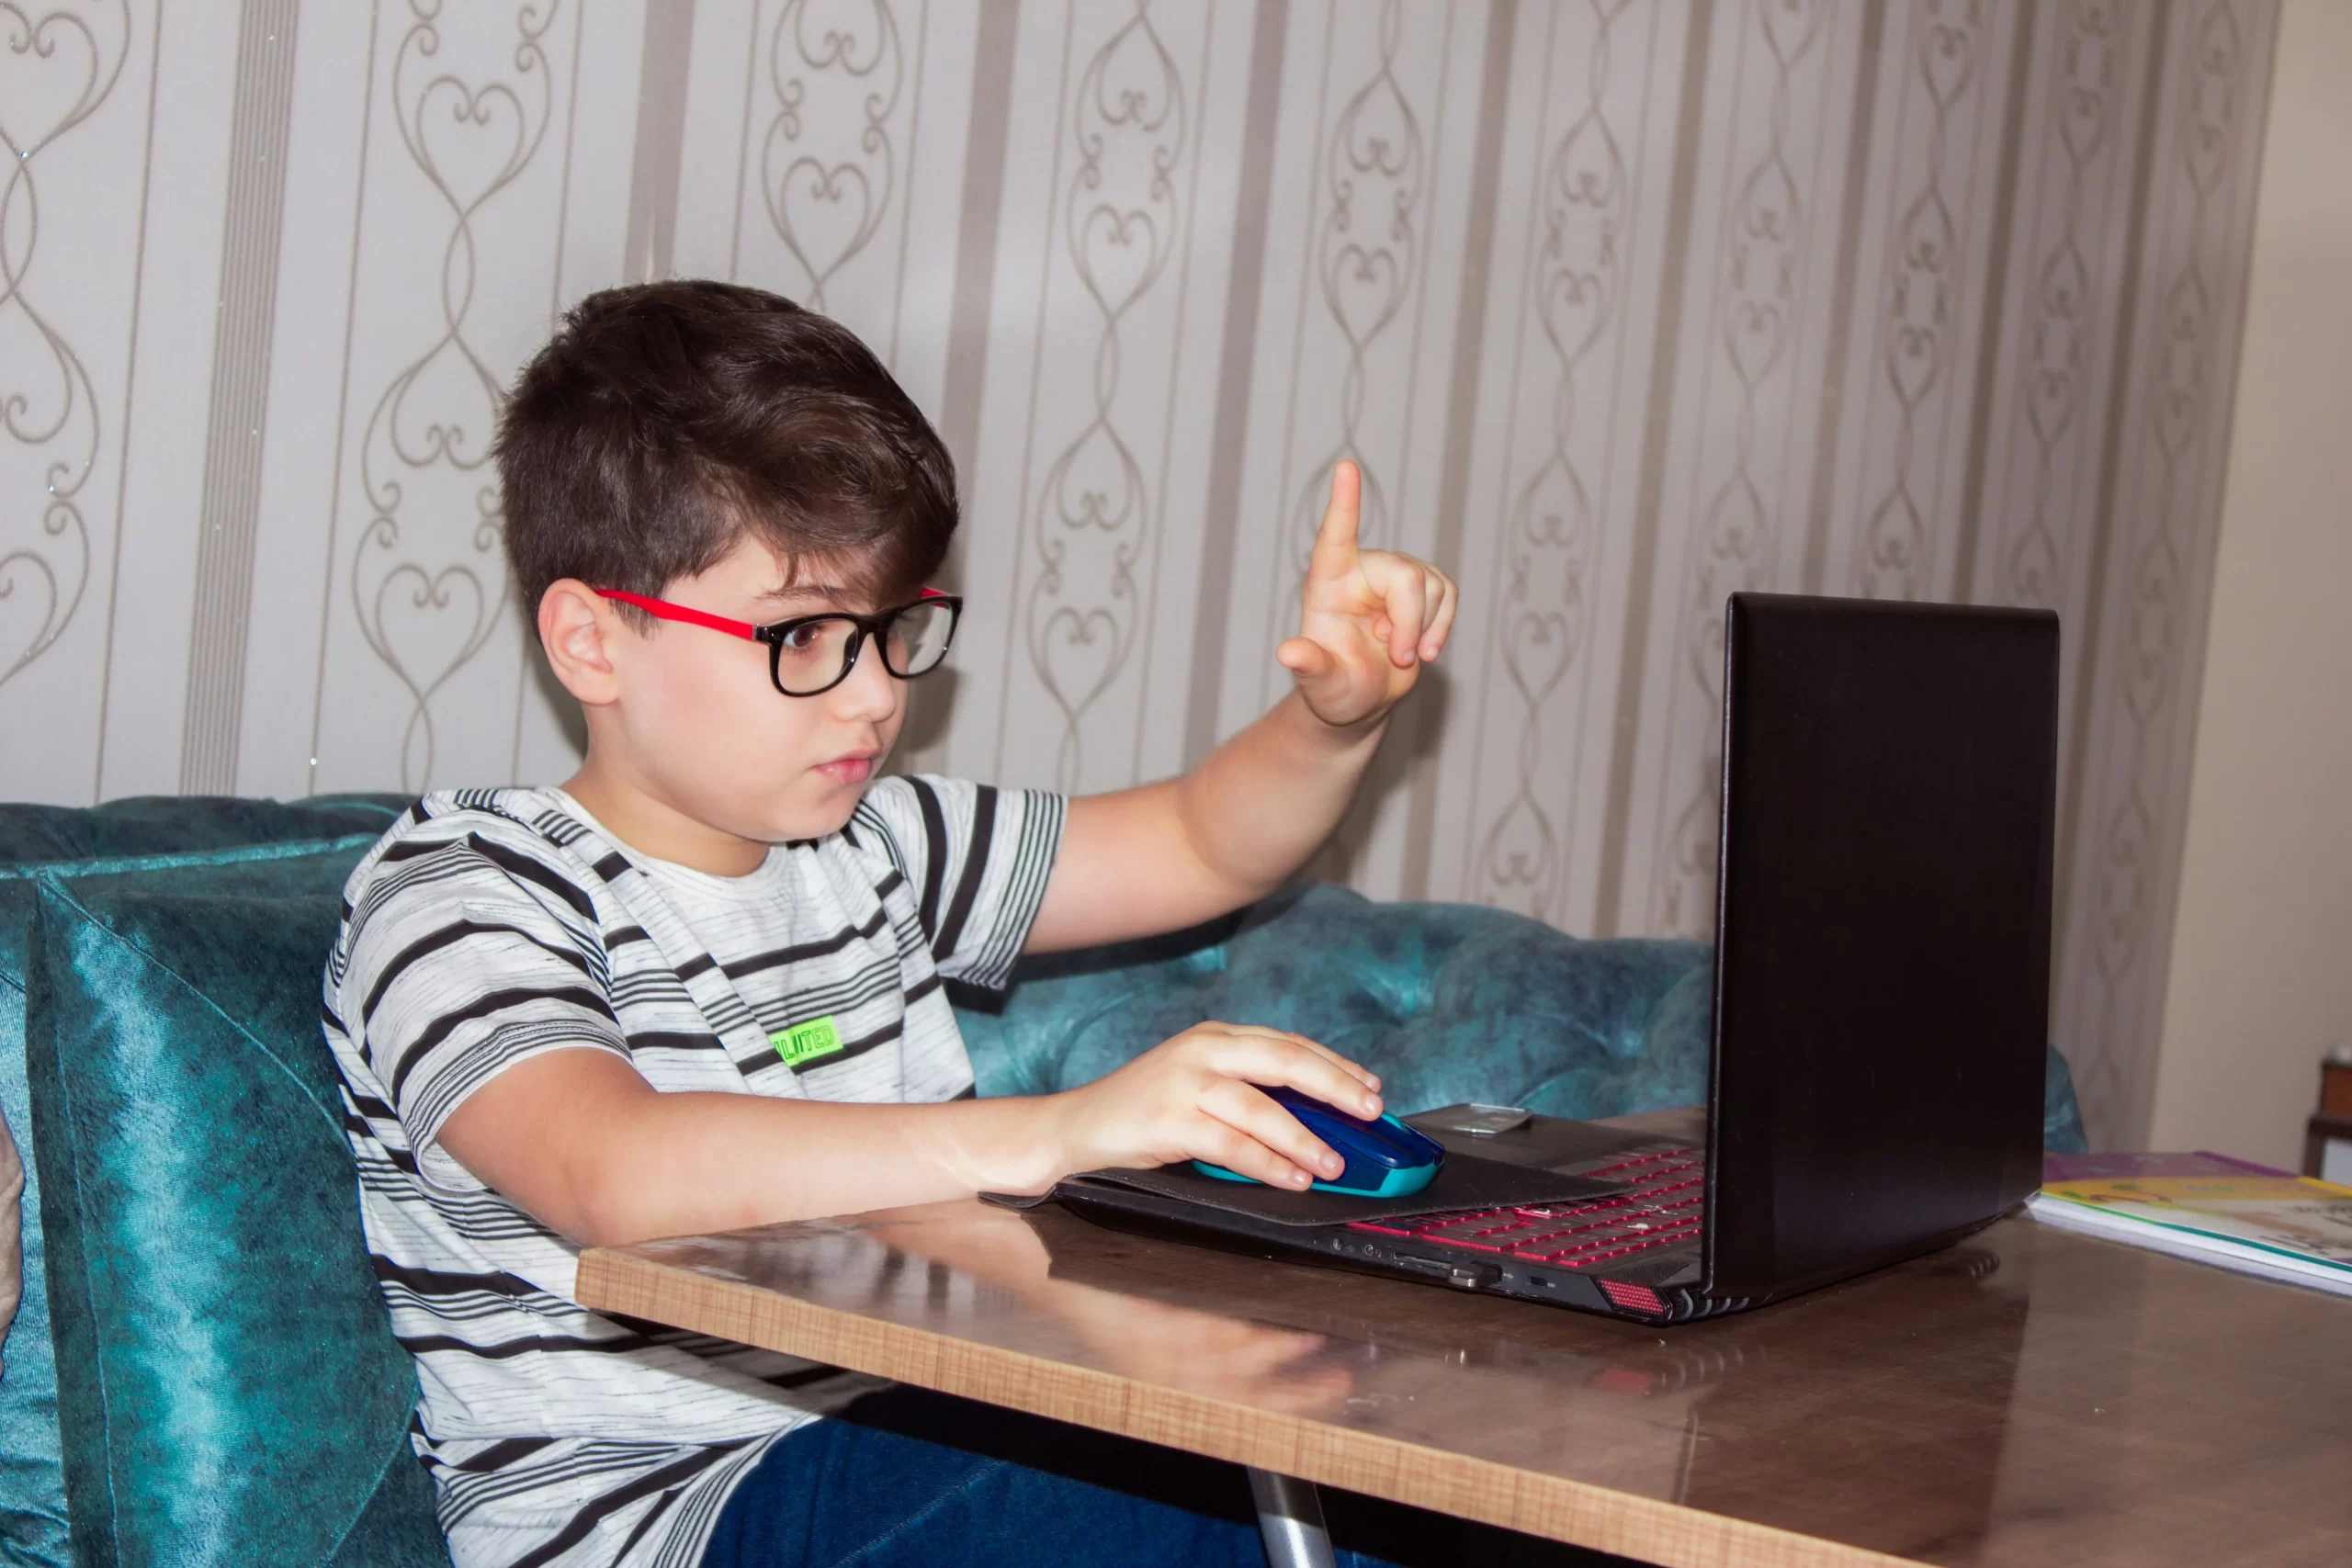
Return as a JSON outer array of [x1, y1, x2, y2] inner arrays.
[[1702, 593, 2057, 1298]]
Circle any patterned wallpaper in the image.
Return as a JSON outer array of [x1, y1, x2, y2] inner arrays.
[[0, 0, 2278, 1149]]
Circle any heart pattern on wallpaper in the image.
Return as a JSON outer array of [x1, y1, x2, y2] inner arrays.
[[1063, 11, 1181, 322], [1316, 13, 1421, 358], [1500, 610, 1574, 713], [1537, 106, 1625, 368], [0, 547, 68, 690], [2026, 245, 2089, 445], [1721, 158, 1799, 389], [1071, 205, 1173, 326], [1476, 794, 1561, 920], [376, 334, 503, 475], [1652, 0, 1827, 941], [0, 2, 129, 161], [1031, 604, 1125, 743], [1858, 488, 1924, 601], [766, 159, 882, 303], [354, 527, 503, 790], [1498, 460, 1592, 709], [392, 6, 554, 224], [1466, 0, 1638, 924], [1021, 4, 1187, 792], [1687, 474, 1766, 697], [2005, 523, 2061, 609], [1044, 421, 1145, 534], [1028, 421, 1143, 777], [1323, 243, 1404, 356], [760, 0, 901, 309], [333, 4, 556, 788], [1538, 262, 1615, 379], [1269, 0, 1429, 677], [1758, 0, 1825, 70], [1918, 4, 1982, 110], [371, 559, 492, 707], [1884, 189, 1957, 410], [2181, 4, 2243, 200], [0, 3, 126, 694]]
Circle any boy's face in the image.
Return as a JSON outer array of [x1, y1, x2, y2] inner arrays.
[[599, 536, 910, 846]]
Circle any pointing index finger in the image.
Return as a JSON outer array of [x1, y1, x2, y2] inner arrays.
[[1307, 460, 1363, 581]]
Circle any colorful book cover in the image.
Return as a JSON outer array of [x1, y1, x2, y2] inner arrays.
[[2034, 1165, 2352, 1270]]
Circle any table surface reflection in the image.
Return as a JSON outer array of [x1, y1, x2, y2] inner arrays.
[[578, 1119, 2352, 1568]]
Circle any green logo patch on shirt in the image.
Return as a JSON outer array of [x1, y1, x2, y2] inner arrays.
[[772, 1015, 843, 1069]]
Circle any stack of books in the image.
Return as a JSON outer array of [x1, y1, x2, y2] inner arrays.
[[2031, 1152, 2352, 1299]]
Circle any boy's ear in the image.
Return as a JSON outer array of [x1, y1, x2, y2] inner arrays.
[[537, 580, 624, 706]]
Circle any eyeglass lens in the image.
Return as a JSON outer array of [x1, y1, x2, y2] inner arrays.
[[773, 600, 956, 695]]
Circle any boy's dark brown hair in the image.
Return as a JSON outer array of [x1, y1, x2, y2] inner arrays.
[[498, 280, 956, 626]]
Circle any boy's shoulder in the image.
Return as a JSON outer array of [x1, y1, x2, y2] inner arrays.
[[338, 786, 604, 933], [347, 786, 581, 866], [848, 773, 1009, 846]]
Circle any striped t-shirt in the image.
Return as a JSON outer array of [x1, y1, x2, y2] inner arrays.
[[322, 778, 1065, 1568]]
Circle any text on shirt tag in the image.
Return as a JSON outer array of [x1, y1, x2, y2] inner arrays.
[[772, 1015, 843, 1069]]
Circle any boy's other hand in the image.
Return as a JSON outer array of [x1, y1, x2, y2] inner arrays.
[[1046, 1023, 1385, 1190], [1276, 459, 1458, 730]]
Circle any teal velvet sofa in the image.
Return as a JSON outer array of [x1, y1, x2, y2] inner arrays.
[[0, 796, 2088, 1568]]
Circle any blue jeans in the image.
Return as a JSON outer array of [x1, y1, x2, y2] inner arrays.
[[704, 1387, 1633, 1568]]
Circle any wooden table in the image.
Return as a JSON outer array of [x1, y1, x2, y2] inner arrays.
[[579, 1121, 2352, 1568]]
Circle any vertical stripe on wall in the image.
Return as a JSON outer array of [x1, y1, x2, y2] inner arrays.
[[626, 0, 696, 285], [1399, 0, 1516, 899], [1183, 0, 1291, 773], [900, 0, 1022, 776], [1948, 0, 2041, 598], [2059, 0, 2172, 976], [934, 0, 1023, 520], [1797, 0, 1891, 596], [87, 7, 168, 801], [178, 0, 300, 794], [1590, 0, 1717, 937]]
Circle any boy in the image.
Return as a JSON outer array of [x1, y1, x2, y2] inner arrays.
[[325, 280, 1457, 1568]]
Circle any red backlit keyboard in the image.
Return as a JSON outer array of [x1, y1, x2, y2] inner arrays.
[[1345, 1149, 1705, 1271]]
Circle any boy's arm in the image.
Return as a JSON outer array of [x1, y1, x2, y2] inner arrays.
[[366, 850, 1387, 1249], [435, 1021, 1383, 1247], [1023, 461, 1456, 953]]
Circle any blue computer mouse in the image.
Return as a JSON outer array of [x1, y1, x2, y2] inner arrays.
[[1192, 1084, 1446, 1197]]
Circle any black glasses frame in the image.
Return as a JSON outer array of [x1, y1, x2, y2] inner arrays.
[[753, 595, 964, 697]]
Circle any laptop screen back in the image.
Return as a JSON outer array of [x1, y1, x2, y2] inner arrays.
[[1702, 594, 2058, 1298]]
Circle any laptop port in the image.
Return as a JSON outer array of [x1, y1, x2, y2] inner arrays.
[[1390, 1254, 1502, 1290]]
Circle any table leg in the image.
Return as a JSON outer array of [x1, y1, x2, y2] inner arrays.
[[1247, 1467, 1338, 1568]]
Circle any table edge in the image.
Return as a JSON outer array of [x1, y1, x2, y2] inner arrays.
[[578, 1246, 1923, 1568]]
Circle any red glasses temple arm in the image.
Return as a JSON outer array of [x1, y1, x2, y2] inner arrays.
[[594, 587, 954, 639], [594, 590, 762, 639]]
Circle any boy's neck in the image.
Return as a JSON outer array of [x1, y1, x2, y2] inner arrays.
[[557, 756, 772, 878]]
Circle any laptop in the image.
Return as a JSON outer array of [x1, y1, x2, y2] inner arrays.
[[1044, 592, 2061, 1324]]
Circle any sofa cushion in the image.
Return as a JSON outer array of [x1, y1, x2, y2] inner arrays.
[[956, 883, 2088, 1149], [0, 795, 409, 1568], [958, 884, 1717, 1116], [21, 847, 445, 1568], [0, 794, 409, 868]]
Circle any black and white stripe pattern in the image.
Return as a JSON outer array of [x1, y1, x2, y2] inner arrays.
[[323, 779, 1063, 1568]]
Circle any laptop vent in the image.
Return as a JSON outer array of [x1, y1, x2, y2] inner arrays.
[[1600, 1280, 1664, 1314]]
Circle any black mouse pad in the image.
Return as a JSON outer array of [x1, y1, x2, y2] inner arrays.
[[990, 1152, 1620, 1228]]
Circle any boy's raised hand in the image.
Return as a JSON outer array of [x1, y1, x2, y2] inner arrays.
[[1276, 460, 1459, 729]]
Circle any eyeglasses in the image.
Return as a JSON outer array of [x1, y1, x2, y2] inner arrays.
[[595, 587, 963, 697]]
